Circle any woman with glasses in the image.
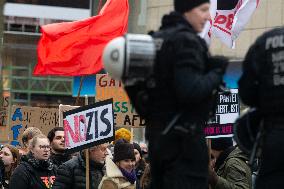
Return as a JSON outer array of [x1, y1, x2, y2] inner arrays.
[[0, 144, 20, 189], [9, 134, 57, 189]]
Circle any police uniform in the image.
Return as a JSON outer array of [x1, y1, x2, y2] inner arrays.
[[127, 1, 228, 188], [238, 27, 284, 188]]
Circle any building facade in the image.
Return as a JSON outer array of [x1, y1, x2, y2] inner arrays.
[[145, 0, 283, 59]]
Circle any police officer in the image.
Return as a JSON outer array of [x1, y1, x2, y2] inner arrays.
[[238, 27, 284, 188], [127, 0, 229, 188]]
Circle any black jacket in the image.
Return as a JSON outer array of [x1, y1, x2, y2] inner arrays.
[[239, 27, 284, 116], [126, 12, 225, 135], [52, 152, 105, 189], [9, 155, 57, 189], [50, 152, 71, 167]]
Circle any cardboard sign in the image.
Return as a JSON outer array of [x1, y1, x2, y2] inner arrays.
[[9, 105, 59, 146], [96, 74, 146, 127], [205, 89, 239, 138], [63, 99, 114, 153]]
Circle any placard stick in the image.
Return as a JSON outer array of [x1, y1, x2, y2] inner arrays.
[[85, 95, 90, 189], [207, 138, 212, 189], [85, 149, 90, 189]]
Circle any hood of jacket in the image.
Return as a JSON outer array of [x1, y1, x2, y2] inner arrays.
[[104, 156, 124, 178], [160, 11, 196, 33], [226, 147, 249, 162]]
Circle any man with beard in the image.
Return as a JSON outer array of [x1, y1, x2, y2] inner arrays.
[[47, 127, 71, 167]]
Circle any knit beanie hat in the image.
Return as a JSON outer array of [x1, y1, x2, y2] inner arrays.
[[174, 0, 210, 13], [133, 143, 142, 157], [113, 141, 135, 162], [211, 137, 233, 151]]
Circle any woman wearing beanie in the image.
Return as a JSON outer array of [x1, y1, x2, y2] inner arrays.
[[99, 141, 136, 189], [0, 145, 20, 189]]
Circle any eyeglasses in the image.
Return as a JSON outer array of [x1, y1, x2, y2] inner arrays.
[[0, 151, 11, 156], [39, 145, 51, 150]]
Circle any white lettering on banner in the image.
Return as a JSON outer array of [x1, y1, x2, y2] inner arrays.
[[266, 35, 284, 50], [63, 99, 114, 152]]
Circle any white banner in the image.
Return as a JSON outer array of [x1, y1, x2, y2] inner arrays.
[[201, 0, 260, 48], [63, 99, 114, 153]]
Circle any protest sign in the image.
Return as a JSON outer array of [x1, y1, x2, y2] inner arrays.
[[205, 89, 239, 138], [63, 99, 114, 153], [9, 105, 58, 146], [59, 104, 80, 127], [96, 74, 146, 127]]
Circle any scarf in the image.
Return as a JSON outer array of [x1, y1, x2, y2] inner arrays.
[[119, 168, 137, 184], [28, 156, 54, 171]]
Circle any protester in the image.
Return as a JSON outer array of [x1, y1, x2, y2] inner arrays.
[[238, 27, 284, 188], [140, 164, 151, 189], [47, 127, 71, 167], [124, 0, 228, 188], [53, 143, 108, 189], [0, 145, 20, 189], [209, 138, 252, 189], [9, 134, 57, 189], [133, 142, 147, 189], [20, 127, 42, 156], [139, 143, 148, 163], [99, 140, 136, 189]]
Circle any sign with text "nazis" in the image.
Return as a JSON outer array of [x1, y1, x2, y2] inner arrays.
[[63, 99, 114, 153]]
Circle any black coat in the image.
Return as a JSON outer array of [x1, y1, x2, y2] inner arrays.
[[52, 152, 105, 189], [239, 27, 284, 115], [126, 12, 225, 136], [50, 152, 71, 167], [9, 156, 57, 189]]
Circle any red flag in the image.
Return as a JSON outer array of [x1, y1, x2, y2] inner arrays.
[[34, 0, 129, 76]]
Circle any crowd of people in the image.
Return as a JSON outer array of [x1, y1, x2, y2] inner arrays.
[[1, 0, 282, 188], [0, 126, 254, 189]]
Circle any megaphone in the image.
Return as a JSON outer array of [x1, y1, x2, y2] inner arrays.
[[103, 34, 156, 85]]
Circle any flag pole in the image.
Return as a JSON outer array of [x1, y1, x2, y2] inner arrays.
[[85, 95, 90, 189]]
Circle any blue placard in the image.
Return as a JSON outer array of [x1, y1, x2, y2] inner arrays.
[[72, 75, 96, 97]]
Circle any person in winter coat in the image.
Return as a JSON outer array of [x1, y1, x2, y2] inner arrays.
[[124, 0, 228, 188], [53, 143, 108, 189], [9, 134, 57, 189], [0, 145, 20, 189], [133, 143, 147, 189], [99, 141, 136, 189], [47, 127, 71, 167], [140, 164, 151, 189], [209, 138, 252, 189], [238, 26, 284, 189]]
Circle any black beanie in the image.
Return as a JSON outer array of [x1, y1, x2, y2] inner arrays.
[[211, 137, 233, 151], [133, 143, 142, 157], [174, 0, 210, 13], [113, 141, 135, 162]]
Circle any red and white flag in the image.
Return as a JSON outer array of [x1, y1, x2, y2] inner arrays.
[[201, 0, 260, 48]]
